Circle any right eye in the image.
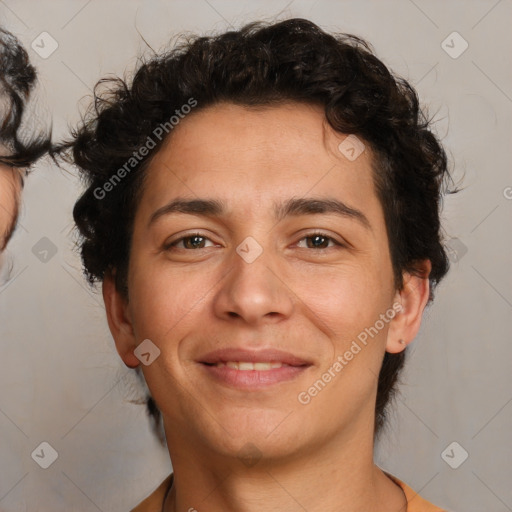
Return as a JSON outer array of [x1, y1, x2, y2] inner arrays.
[[164, 233, 217, 251]]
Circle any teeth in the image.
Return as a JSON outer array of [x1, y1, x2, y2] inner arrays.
[[254, 362, 271, 371], [214, 361, 285, 370]]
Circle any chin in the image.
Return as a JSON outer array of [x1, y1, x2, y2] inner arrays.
[[187, 406, 307, 461]]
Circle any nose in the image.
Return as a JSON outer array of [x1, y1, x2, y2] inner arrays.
[[212, 243, 294, 326]]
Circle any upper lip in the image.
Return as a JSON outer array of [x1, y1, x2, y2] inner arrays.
[[198, 348, 312, 367]]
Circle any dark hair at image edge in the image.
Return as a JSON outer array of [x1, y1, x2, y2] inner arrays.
[[0, 27, 51, 168], [56, 18, 460, 443]]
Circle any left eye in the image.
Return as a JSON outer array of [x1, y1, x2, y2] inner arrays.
[[296, 233, 342, 250]]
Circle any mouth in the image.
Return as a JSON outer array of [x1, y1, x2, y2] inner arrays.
[[197, 348, 312, 389], [208, 361, 288, 370]]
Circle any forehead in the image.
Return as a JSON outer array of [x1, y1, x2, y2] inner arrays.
[[140, 102, 381, 222]]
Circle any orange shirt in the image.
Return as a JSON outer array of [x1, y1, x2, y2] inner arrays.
[[131, 473, 446, 511], [384, 472, 446, 512]]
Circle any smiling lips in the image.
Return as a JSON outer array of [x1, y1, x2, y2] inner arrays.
[[214, 361, 285, 370], [198, 348, 312, 389]]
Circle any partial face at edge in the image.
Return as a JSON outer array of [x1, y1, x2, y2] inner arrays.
[[0, 162, 22, 252], [104, 101, 430, 462]]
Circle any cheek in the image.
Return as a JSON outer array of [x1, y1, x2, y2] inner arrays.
[[127, 260, 215, 342], [0, 175, 19, 235], [292, 261, 388, 333], [294, 264, 392, 408]]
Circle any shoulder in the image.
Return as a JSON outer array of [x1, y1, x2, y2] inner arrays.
[[130, 474, 173, 512], [384, 471, 447, 512]]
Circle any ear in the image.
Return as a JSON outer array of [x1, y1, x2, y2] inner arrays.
[[102, 273, 140, 368], [386, 260, 432, 354]]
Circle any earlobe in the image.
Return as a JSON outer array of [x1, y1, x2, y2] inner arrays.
[[102, 273, 140, 368], [386, 260, 432, 354]]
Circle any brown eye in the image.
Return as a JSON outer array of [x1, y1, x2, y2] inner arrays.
[[297, 232, 344, 250], [305, 234, 330, 249], [181, 235, 207, 249], [165, 233, 215, 250]]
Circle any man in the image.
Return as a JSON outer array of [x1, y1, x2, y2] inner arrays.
[[0, 26, 50, 254], [62, 18, 454, 511]]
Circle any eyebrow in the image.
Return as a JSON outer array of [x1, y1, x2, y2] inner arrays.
[[148, 197, 371, 230]]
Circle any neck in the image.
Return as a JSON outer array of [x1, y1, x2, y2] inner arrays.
[[162, 419, 406, 512]]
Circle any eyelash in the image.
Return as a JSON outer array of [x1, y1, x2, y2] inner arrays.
[[165, 231, 345, 251]]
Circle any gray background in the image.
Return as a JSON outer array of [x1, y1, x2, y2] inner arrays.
[[0, 0, 511, 510]]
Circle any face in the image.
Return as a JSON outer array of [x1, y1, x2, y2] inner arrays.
[[105, 102, 429, 465], [0, 162, 22, 252]]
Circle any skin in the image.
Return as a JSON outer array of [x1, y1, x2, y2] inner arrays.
[[0, 162, 22, 252], [103, 102, 431, 512]]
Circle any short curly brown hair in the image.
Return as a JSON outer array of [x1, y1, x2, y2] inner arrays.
[[60, 18, 457, 441]]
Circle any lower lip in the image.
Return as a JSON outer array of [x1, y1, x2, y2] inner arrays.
[[199, 363, 309, 389]]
